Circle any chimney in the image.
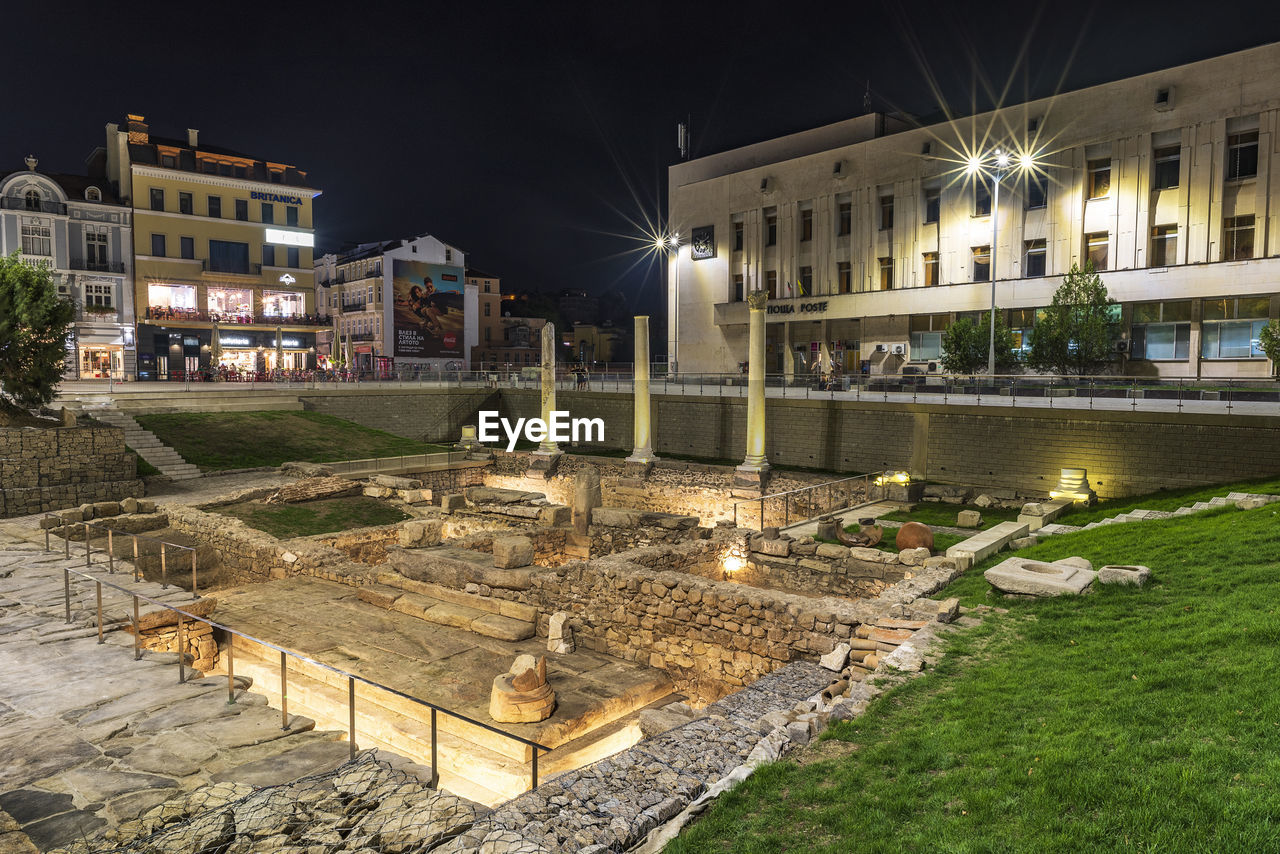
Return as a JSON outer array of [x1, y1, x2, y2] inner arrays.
[[24, 155, 37, 172], [126, 114, 149, 144], [187, 128, 199, 148]]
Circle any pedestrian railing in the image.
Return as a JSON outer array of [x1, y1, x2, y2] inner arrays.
[[44, 516, 202, 597], [325, 450, 470, 476], [732, 471, 889, 531], [43, 532, 552, 793]]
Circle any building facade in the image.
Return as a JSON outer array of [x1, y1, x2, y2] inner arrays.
[[104, 115, 322, 379], [0, 155, 134, 379], [315, 235, 476, 371], [468, 268, 503, 368], [668, 43, 1280, 379]]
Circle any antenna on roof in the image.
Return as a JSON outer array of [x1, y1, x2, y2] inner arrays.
[[863, 81, 872, 114], [677, 118, 690, 160]]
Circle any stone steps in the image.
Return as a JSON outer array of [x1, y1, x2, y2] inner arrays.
[[88, 408, 203, 481], [1046, 492, 1280, 536], [369, 573, 537, 642]]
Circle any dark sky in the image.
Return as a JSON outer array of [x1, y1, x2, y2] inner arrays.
[[6, 1, 1280, 320]]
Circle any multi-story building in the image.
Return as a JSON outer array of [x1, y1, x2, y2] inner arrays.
[[0, 154, 134, 379], [315, 234, 476, 372], [468, 268, 503, 368], [668, 42, 1280, 379], [103, 115, 321, 379]]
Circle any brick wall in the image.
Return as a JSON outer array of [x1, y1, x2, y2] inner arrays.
[[0, 426, 142, 517]]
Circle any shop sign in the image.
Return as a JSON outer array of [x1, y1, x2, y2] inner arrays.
[[220, 335, 252, 346], [766, 301, 830, 315], [251, 191, 305, 205]]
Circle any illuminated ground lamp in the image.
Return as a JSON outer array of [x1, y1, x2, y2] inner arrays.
[[722, 542, 747, 579], [1049, 468, 1097, 504], [874, 471, 911, 487]]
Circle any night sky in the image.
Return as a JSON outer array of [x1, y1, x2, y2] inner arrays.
[[5, 1, 1280, 322]]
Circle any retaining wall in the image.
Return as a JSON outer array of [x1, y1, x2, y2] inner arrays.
[[0, 425, 142, 517]]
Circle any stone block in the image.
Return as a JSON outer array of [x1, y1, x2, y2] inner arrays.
[[946, 521, 1029, 565], [356, 584, 403, 609], [121, 497, 139, 514], [398, 519, 443, 548], [785, 720, 811, 746], [590, 507, 643, 528], [539, 505, 570, 526], [956, 510, 982, 528], [493, 536, 535, 569], [1009, 536, 1039, 550], [137, 499, 156, 513], [935, 597, 960, 623], [898, 547, 930, 566], [1098, 565, 1151, 586], [815, 543, 849, 559], [819, 642, 850, 671], [441, 494, 466, 512], [984, 556, 1097, 596], [472, 613, 535, 641], [758, 537, 790, 558]]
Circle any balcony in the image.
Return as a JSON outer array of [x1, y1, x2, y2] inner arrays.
[[76, 305, 120, 322], [0, 197, 66, 215], [143, 306, 328, 326], [318, 265, 382, 287], [69, 257, 126, 274], [202, 260, 263, 276], [348, 332, 378, 342]]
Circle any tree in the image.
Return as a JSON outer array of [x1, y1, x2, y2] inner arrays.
[[0, 254, 74, 410], [940, 309, 1020, 375], [1027, 261, 1118, 376], [1260, 320, 1280, 375]]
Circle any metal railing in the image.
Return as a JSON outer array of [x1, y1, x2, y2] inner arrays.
[[44, 515, 201, 596], [0, 196, 66, 214], [43, 522, 552, 792], [325, 449, 470, 476], [732, 470, 888, 531], [69, 257, 127, 273]]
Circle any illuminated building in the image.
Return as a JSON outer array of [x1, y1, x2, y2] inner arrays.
[[0, 154, 134, 379], [315, 235, 476, 371], [104, 115, 321, 379], [668, 43, 1280, 378], [468, 268, 504, 369]]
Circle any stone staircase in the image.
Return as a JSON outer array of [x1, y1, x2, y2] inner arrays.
[[1039, 492, 1280, 535], [89, 408, 203, 481]]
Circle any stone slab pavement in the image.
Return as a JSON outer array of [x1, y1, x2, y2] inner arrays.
[[0, 535, 356, 852]]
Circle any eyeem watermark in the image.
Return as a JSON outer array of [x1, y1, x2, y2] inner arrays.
[[477, 410, 604, 452]]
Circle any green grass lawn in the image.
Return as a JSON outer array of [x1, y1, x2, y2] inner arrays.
[[671, 502, 1280, 853], [126, 446, 161, 477], [880, 501, 1022, 530], [1057, 474, 1280, 526], [134, 411, 450, 471], [214, 496, 409, 538]]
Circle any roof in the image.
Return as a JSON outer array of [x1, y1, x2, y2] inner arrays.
[[466, 267, 500, 280], [0, 170, 122, 205]]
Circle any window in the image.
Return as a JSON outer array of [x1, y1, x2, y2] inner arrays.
[[261, 203, 274, 224], [1153, 145, 1180, 190], [1008, 308, 1037, 354], [1130, 301, 1191, 360], [85, 232, 108, 267], [218, 163, 233, 176], [1223, 215, 1254, 261], [208, 286, 253, 317], [207, 195, 222, 218], [837, 202, 852, 236], [922, 252, 939, 286], [923, 187, 940, 224], [1026, 173, 1047, 209], [1086, 232, 1109, 270], [1024, 239, 1047, 277], [766, 270, 778, 298], [287, 246, 300, 268], [161, 154, 176, 168], [24, 190, 40, 211], [148, 187, 164, 211], [208, 239, 250, 273], [733, 274, 745, 302], [1087, 159, 1111, 199], [84, 282, 113, 308], [879, 195, 894, 230], [148, 283, 196, 310], [262, 244, 275, 267], [286, 206, 299, 227], [799, 265, 813, 295], [878, 257, 893, 290], [235, 199, 249, 221], [484, 302, 491, 317], [1150, 225, 1177, 267], [1226, 131, 1259, 181], [909, 314, 950, 361], [799, 209, 813, 242], [1201, 300, 1269, 359], [972, 245, 991, 282], [234, 164, 247, 179], [179, 192, 193, 215], [733, 221, 744, 252], [21, 223, 51, 256], [837, 261, 852, 294], [180, 236, 194, 259], [263, 290, 304, 318], [974, 178, 991, 216], [150, 233, 166, 257], [765, 213, 777, 246], [483, 283, 491, 293]]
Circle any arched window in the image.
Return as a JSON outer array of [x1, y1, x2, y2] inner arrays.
[[85, 187, 101, 202], [24, 189, 39, 211]]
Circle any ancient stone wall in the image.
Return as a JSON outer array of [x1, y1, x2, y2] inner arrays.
[[0, 425, 142, 517], [445, 527, 568, 567]]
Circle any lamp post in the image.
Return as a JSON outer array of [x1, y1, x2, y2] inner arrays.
[[657, 232, 680, 376]]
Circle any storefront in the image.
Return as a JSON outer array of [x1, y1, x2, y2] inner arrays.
[[135, 326, 316, 379]]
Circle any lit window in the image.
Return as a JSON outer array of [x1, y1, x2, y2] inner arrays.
[[1131, 301, 1191, 360], [1086, 232, 1109, 270], [972, 245, 991, 282], [878, 257, 893, 290], [837, 261, 851, 294], [909, 314, 950, 361], [1152, 146, 1180, 190], [1150, 225, 1177, 267], [1087, 159, 1111, 199], [1024, 240, 1046, 277], [1223, 215, 1254, 261], [1226, 131, 1259, 181], [766, 270, 778, 298], [922, 252, 939, 286], [799, 265, 813, 294]]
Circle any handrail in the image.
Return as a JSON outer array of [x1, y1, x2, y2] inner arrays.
[[324, 449, 469, 474], [731, 470, 888, 531], [46, 537, 551, 792], [45, 515, 199, 595]]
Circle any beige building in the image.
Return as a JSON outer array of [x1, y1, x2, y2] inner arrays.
[[105, 115, 321, 379], [468, 268, 503, 367], [668, 42, 1280, 378]]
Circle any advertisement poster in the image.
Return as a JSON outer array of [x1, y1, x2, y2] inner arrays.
[[392, 260, 465, 358]]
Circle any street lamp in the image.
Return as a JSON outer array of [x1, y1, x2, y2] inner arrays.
[[966, 147, 1038, 375], [656, 232, 680, 375]]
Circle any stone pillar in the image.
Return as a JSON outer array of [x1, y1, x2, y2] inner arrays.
[[528, 322, 562, 476], [626, 315, 656, 470], [735, 290, 772, 493]]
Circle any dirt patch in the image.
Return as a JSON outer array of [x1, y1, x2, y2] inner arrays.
[[0, 404, 61, 428], [794, 738, 862, 766]]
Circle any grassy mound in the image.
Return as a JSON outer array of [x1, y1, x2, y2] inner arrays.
[[133, 411, 450, 471], [671, 502, 1280, 853], [215, 496, 409, 539]]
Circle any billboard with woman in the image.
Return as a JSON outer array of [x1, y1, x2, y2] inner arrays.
[[392, 260, 465, 358]]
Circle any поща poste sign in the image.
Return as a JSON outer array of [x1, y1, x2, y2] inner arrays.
[[477, 410, 604, 452]]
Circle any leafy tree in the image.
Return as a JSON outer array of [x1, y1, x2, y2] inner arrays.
[[940, 309, 1020, 375], [0, 254, 74, 410], [1260, 320, 1280, 375], [1027, 261, 1118, 376]]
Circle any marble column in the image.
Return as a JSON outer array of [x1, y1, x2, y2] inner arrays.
[[735, 290, 771, 491], [537, 322, 559, 455], [626, 315, 655, 464]]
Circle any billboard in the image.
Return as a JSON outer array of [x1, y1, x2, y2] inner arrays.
[[392, 260, 465, 358]]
